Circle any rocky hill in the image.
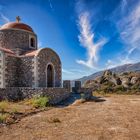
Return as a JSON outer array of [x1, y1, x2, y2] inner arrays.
[[76, 62, 140, 85], [83, 70, 140, 93]]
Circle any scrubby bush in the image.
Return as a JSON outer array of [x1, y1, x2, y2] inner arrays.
[[104, 81, 115, 87], [0, 101, 8, 113], [131, 84, 140, 90], [122, 72, 129, 76], [114, 85, 126, 92], [0, 113, 8, 123], [100, 85, 113, 93], [29, 97, 49, 108]]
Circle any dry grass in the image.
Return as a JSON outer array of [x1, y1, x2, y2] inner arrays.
[[0, 94, 140, 140], [0, 97, 50, 124], [0, 113, 9, 123], [48, 117, 61, 123], [24, 97, 49, 108], [0, 101, 9, 113]]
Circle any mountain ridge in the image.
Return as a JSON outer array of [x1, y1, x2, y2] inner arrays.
[[76, 62, 140, 85]]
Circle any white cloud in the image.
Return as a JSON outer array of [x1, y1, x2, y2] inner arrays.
[[62, 69, 74, 75], [118, 1, 140, 57], [48, 0, 54, 11], [76, 12, 107, 69], [106, 0, 140, 68], [121, 0, 127, 12], [105, 58, 134, 69], [0, 13, 9, 23]]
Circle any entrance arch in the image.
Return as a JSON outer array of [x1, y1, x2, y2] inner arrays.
[[46, 64, 54, 87]]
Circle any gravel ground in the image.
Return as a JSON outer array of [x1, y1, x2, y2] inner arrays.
[[0, 95, 140, 140]]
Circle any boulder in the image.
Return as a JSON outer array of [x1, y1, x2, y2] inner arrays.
[[131, 77, 139, 85], [121, 77, 131, 88], [103, 70, 112, 77]]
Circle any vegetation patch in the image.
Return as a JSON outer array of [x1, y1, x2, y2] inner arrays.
[[0, 97, 51, 125], [26, 97, 49, 108], [84, 71, 140, 94], [0, 113, 9, 123], [48, 117, 61, 123], [0, 101, 9, 113]]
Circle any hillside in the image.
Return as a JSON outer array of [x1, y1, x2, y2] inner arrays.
[[83, 70, 140, 94], [76, 62, 140, 85]]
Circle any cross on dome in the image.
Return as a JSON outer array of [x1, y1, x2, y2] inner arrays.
[[16, 16, 21, 23]]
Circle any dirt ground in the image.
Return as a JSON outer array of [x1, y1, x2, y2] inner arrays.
[[0, 95, 140, 140]]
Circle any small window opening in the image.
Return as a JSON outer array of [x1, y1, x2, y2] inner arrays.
[[30, 38, 35, 48]]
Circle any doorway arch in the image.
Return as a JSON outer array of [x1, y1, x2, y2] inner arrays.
[[46, 64, 54, 87]]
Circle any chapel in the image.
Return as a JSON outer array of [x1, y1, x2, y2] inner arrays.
[[0, 16, 62, 88]]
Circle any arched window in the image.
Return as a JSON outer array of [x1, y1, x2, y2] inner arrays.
[[30, 38, 35, 48]]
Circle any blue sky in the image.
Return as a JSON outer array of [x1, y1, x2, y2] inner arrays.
[[0, 0, 140, 80]]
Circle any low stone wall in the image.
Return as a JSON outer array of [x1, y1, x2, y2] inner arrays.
[[0, 87, 70, 104], [75, 88, 93, 100]]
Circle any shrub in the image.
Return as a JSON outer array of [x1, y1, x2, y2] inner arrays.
[[30, 97, 49, 108], [122, 72, 129, 76], [0, 113, 8, 123], [0, 101, 8, 113], [11, 107, 18, 114], [114, 85, 126, 92], [131, 84, 140, 90], [100, 85, 113, 93]]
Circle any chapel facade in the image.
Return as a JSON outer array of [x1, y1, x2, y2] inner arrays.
[[0, 17, 62, 88]]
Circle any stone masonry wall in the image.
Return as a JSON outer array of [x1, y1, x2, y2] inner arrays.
[[37, 48, 62, 87], [5, 55, 34, 87], [5, 55, 20, 87], [19, 56, 34, 87], [0, 87, 70, 104], [63, 80, 71, 92], [0, 29, 37, 53], [0, 51, 5, 88]]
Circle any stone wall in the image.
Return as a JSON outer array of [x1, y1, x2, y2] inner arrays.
[[0, 29, 37, 54], [37, 48, 62, 87], [4, 55, 34, 87], [5, 55, 19, 87], [20, 56, 34, 87], [0, 87, 70, 104], [63, 80, 71, 92], [72, 81, 93, 99], [1, 48, 62, 88], [75, 81, 81, 90], [0, 51, 5, 88]]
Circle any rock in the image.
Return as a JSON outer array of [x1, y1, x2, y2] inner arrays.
[[103, 70, 112, 77], [131, 77, 139, 84], [121, 77, 131, 88], [83, 71, 140, 92], [116, 78, 122, 85]]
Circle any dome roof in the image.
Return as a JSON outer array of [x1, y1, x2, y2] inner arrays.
[[0, 22, 34, 33]]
